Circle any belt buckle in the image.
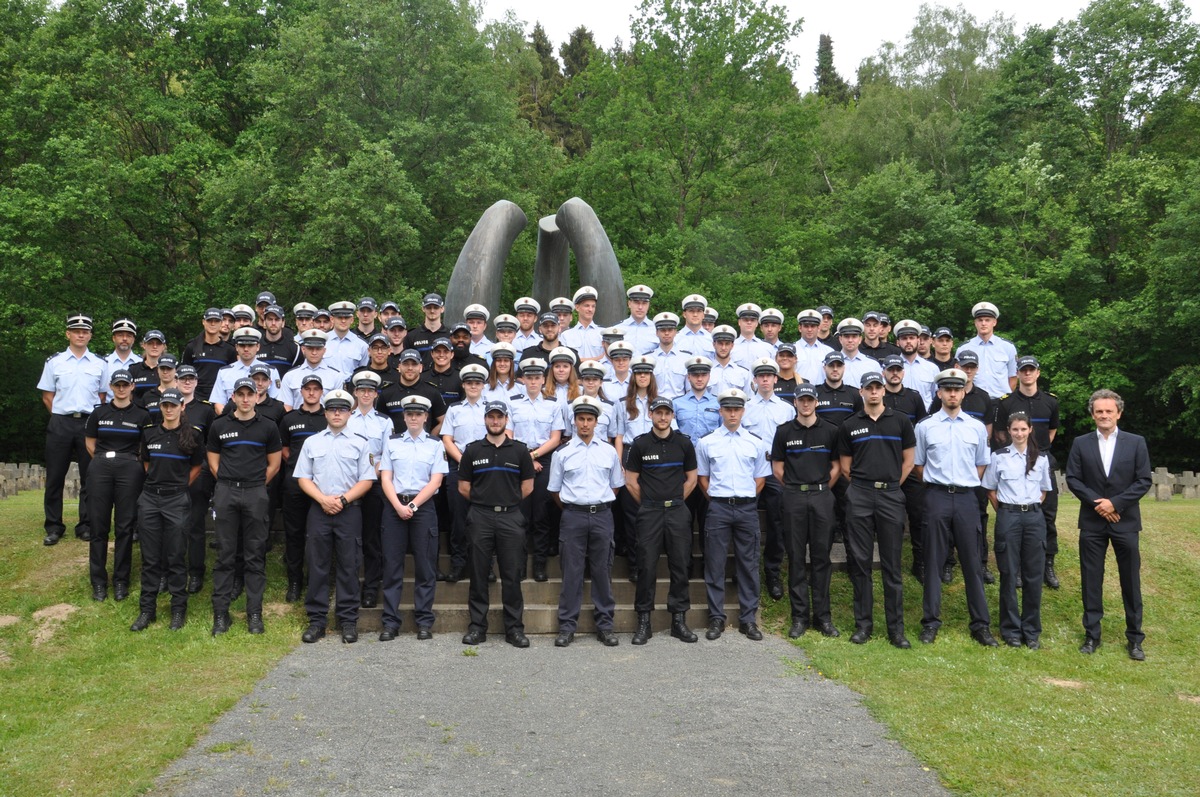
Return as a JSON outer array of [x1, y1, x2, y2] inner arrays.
[[798, 484, 810, 492], [106, 451, 116, 459], [493, 506, 503, 513], [588, 504, 598, 514], [873, 481, 886, 490], [1021, 504, 1031, 512], [663, 499, 674, 508]]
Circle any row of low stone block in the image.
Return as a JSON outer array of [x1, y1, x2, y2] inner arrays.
[[0, 462, 51, 499], [1150, 467, 1200, 501]]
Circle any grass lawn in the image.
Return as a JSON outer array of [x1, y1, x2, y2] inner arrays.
[[761, 494, 1200, 797], [0, 491, 304, 797]]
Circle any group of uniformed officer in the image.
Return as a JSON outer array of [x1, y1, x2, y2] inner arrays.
[[39, 288, 1085, 650]]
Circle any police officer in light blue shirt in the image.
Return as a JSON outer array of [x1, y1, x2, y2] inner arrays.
[[794, 309, 834, 385], [323, 301, 370, 376], [293, 389, 377, 644], [914, 368, 996, 647], [709, 326, 754, 395], [280, 330, 345, 410], [677, 294, 716, 358], [559, 286, 604, 359], [618, 284, 659, 355], [696, 388, 772, 642], [959, 301, 1018, 399], [894, 319, 940, 409], [549, 395, 625, 648], [731, 304, 776, 370], [649, 312, 688, 399], [208, 327, 281, 412], [441, 363, 492, 580], [743, 357, 796, 601], [346, 371, 391, 608], [512, 296, 543, 354], [463, 304, 494, 364]]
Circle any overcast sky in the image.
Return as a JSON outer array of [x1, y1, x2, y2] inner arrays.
[[478, 0, 1200, 89]]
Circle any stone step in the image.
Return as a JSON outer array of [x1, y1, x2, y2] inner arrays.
[[337, 604, 747, 635]]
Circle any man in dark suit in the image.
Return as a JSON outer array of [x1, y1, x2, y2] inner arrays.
[[1065, 389, 1152, 661]]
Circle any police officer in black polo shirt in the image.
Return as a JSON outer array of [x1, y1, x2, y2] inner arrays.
[[180, 308, 237, 400], [771, 383, 842, 638], [881, 354, 931, 583], [993, 355, 1062, 588], [837, 370, 916, 648], [132, 388, 204, 632], [258, 304, 300, 377], [207, 377, 283, 637], [816, 350, 862, 542], [175, 364, 216, 594], [377, 349, 447, 433], [278, 374, 328, 602], [85, 369, 151, 601], [625, 396, 700, 645], [458, 401, 536, 648], [405, 293, 451, 366]]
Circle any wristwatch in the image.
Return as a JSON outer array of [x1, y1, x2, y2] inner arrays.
[[339, 495, 348, 508], [407, 501, 418, 512]]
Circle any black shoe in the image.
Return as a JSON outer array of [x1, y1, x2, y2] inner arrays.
[[1044, 556, 1060, 590], [940, 564, 954, 584], [981, 567, 996, 585], [462, 629, 486, 645], [211, 611, 232, 636], [361, 590, 378, 609], [436, 570, 450, 582], [971, 629, 999, 648], [788, 619, 809, 639], [379, 626, 400, 642], [132, 531, 139, 543], [533, 563, 548, 582], [705, 618, 725, 640], [670, 613, 697, 643], [285, 582, 301, 603], [849, 629, 871, 645], [416, 626, 432, 641], [246, 612, 264, 635], [816, 621, 840, 638], [130, 612, 155, 632], [43, 531, 64, 546], [554, 631, 574, 647], [169, 609, 186, 631], [302, 623, 326, 643], [739, 622, 763, 641], [113, 582, 129, 602], [158, 575, 168, 593], [1004, 636, 1022, 648], [596, 629, 619, 647], [341, 622, 358, 644], [76, 529, 91, 542], [911, 561, 925, 584], [506, 630, 530, 648], [918, 627, 937, 644], [488, 569, 497, 583], [1127, 642, 1145, 661], [92, 584, 107, 602], [1079, 637, 1100, 654], [889, 634, 911, 649], [186, 576, 203, 594], [445, 566, 467, 584], [1026, 638, 1040, 650], [631, 613, 652, 645], [232, 576, 244, 600], [628, 567, 639, 584], [766, 576, 783, 601]]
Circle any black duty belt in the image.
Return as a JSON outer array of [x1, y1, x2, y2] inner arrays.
[[144, 485, 187, 496], [641, 498, 685, 508], [61, 412, 90, 419], [396, 494, 417, 504], [218, 479, 265, 488], [711, 496, 756, 505], [927, 483, 976, 494], [563, 502, 612, 513], [786, 483, 827, 492], [1000, 502, 1039, 512], [98, 451, 139, 461], [472, 503, 517, 513], [851, 478, 899, 491]]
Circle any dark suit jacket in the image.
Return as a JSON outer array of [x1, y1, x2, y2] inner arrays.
[[1065, 429, 1152, 533]]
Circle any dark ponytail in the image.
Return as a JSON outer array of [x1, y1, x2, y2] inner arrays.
[[1007, 412, 1039, 475], [176, 406, 199, 454]]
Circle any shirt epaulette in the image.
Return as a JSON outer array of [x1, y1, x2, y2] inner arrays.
[[352, 432, 367, 441], [997, 446, 1013, 455], [599, 397, 614, 406], [509, 393, 524, 401], [389, 431, 405, 439], [1000, 393, 1012, 400], [1047, 392, 1057, 398]]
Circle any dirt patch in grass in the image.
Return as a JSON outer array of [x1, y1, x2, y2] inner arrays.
[[1178, 693, 1200, 705], [31, 603, 78, 646], [1043, 677, 1085, 689], [261, 602, 291, 618], [0, 614, 20, 628], [0, 647, 10, 666]]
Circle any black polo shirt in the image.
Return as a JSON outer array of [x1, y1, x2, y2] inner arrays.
[[180, 334, 236, 398], [86, 402, 151, 455], [424, 366, 464, 406], [815, 382, 863, 427], [181, 399, 216, 443], [378, 380, 447, 433], [519, 340, 577, 365], [459, 436, 535, 507], [774, 375, 800, 404], [221, 395, 286, 426], [836, 407, 916, 482], [141, 424, 204, 488], [770, 418, 839, 485], [405, 324, 450, 365], [207, 411, 282, 482], [883, 386, 929, 425], [994, 388, 1060, 449], [257, 334, 300, 377], [142, 386, 166, 419], [278, 408, 328, 473], [345, 365, 396, 392], [930, 385, 995, 428], [625, 429, 697, 502], [860, 341, 903, 361], [128, 361, 161, 406]]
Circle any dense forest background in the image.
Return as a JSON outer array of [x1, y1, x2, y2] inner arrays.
[[2, 0, 1198, 466]]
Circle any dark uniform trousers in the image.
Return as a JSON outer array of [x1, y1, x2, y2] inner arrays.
[[634, 501, 691, 614], [281, 472, 310, 586], [921, 488, 989, 633], [88, 454, 145, 587], [137, 489, 190, 614], [617, 485, 641, 566], [44, 413, 91, 537], [521, 453, 555, 566], [212, 482, 269, 615], [1080, 524, 1143, 645], [466, 505, 527, 634], [845, 484, 906, 638], [685, 489, 709, 571], [444, 466, 470, 574], [1042, 453, 1060, 557], [758, 476, 785, 581], [187, 469, 214, 581], [360, 481, 384, 592], [380, 503, 439, 631], [304, 503, 362, 627], [557, 505, 616, 634], [782, 485, 835, 625], [995, 504, 1046, 641], [901, 477, 926, 567], [974, 485, 991, 569], [703, 501, 760, 626]]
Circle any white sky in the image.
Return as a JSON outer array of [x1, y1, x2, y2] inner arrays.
[[479, 0, 1200, 89]]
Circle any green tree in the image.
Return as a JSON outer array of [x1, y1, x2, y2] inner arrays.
[[814, 33, 851, 104]]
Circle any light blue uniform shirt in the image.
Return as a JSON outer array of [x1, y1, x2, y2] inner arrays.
[[620, 395, 676, 444], [293, 427, 376, 494], [901, 355, 940, 409], [709, 361, 752, 395], [559, 323, 604, 359], [547, 436, 624, 504], [618, 317, 659, 355], [674, 391, 720, 441], [513, 330, 542, 354], [208, 360, 282, 405], [469, 337, 494, 365], [676, 327, 716, 358], [742, 393, 796, 441], [914, 409, 991, 487], [379, 430, 448, 494], [346, 407, 391, 467], [38, 349, 107, 413], [794, 339, 833, 385], [323, 331, 369, 376], [959, 335, 1018, 399], [280, 362, 345, 408], [602, 376, 630, 403], [441, 398, 490, 455], [508, 392, 565, 449], [841, 352, 876, 391], [982, 447, 1052, 504], [731, 336, 775, 370], [650, 348, 688, 399], [696, 425, 772, 498]]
